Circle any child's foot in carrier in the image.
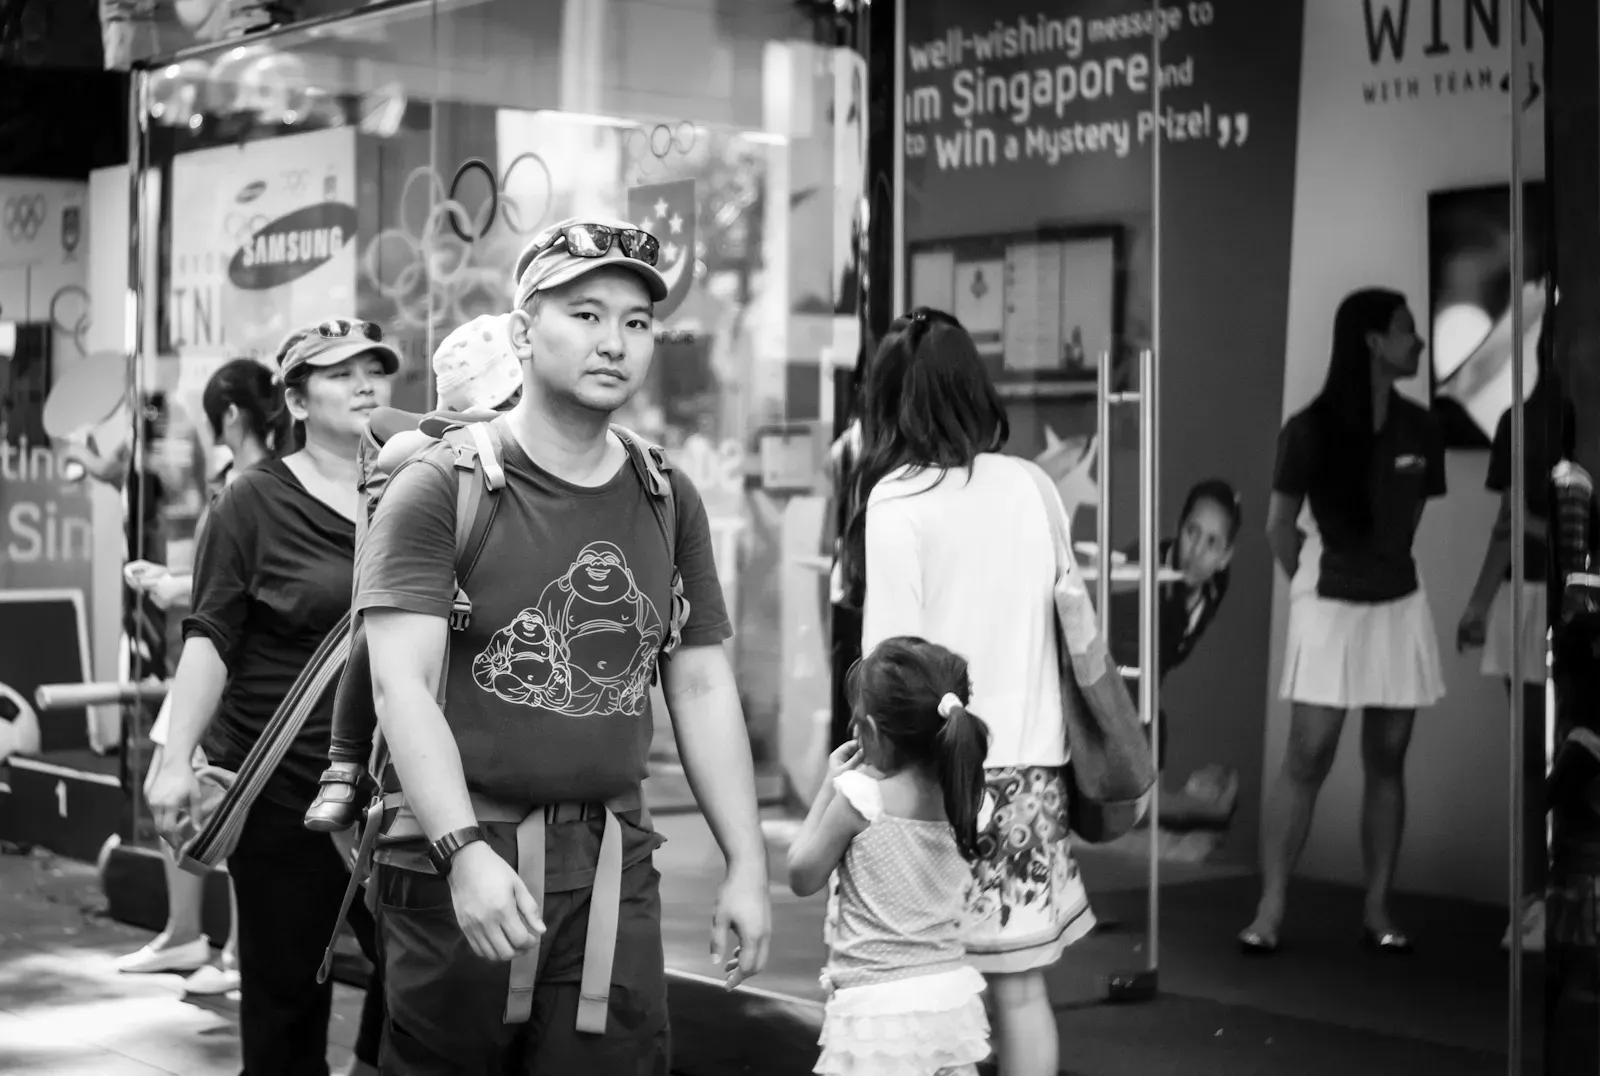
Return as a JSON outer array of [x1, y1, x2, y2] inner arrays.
[[304, 763, 368, 832]]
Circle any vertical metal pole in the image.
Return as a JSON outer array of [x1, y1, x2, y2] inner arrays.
[[890, 0, 906, 314], [1139, 345, 1160, 974], [1145, 0, 1163, 975], [1506, 16, 1527, 1074], [1097, 355, 1113, 624], [125, 68, 149, 835]]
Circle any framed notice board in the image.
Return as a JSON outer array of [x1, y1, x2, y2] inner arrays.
[[907, 225, 1126, 399]]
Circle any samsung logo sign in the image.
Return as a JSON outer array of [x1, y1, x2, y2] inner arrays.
[[228, 202, 357, 290]]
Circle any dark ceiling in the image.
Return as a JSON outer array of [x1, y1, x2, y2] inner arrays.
[[0, 0, 127, 179]]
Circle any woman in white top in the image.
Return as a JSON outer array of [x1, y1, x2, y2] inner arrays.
[[849, 308, 1095, 1076]]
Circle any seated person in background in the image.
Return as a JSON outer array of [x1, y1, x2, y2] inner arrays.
[[1108, 479, 1243, 831], [305, 313, 524, 830]]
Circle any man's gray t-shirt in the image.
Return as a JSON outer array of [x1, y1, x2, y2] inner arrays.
[[353, 421, 731, 889]]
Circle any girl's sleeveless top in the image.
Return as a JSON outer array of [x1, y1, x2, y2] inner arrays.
[[822, 770, 972, 993]]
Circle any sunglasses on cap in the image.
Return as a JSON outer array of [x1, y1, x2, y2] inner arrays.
[[316, 318, 385, 342], [539, 223, 661, 267]]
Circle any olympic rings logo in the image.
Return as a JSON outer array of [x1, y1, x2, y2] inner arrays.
[[4, 195, 47, 242], [49, 285, 92, 359], [618, 121, 700, 180], [359, 158, 554, 333], [443, 153, 553, 243], [224, 212, 270, 246]]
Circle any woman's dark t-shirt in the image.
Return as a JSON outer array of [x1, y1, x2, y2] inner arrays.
[[1273, 395, 1446, 604], [183, 459, 355, 812], [1108, 539, 1229, 680], [1485, 388, 1574, 582]]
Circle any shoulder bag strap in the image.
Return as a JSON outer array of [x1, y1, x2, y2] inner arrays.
[[1018, 458, 1070, 578]]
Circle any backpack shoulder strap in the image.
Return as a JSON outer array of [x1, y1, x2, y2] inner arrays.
[[611, 425, 676, 562], [610, 425, 688, 665], [438, 422, 507, 630]]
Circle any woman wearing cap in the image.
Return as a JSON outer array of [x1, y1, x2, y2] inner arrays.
[[147, 319, 398, 1076]]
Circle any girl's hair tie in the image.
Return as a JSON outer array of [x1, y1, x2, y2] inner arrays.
[[937, 692, 963, 720]]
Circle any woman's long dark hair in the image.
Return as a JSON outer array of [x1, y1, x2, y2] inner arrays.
[[843, 307, 1009, 597], [1307, 288, 1408, 534], [851, 636, 991, 859], [202, 358, 291, 457]]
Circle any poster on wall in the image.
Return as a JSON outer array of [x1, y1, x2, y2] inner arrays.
[[1427, 182, 1549, 449], [0, 177, 91, 372], [166, 125, 360, 407], [0, 328, 95, 596]]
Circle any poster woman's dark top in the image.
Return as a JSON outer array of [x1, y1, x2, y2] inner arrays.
[[1273, 395, 1446, 604], [182, 459, 355, 812], [1486, 386, 1574, 583], [1108, 539, 1229, 680]]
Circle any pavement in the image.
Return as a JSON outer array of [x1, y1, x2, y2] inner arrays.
[[0, 845, 366, 1076], [0, 812, 1537, 1076]]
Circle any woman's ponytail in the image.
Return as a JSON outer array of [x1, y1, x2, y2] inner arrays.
[[935, 688, 991, 861]]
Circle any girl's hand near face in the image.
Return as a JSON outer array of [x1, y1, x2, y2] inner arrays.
[[826, 740, 863, 784]]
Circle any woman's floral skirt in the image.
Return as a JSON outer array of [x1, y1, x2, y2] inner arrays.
[[961, 765, 1096, 974]]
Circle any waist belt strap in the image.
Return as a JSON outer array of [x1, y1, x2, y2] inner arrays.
[[379, 788, 640, 1035]]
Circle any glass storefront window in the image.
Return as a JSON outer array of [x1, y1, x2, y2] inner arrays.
[[123, 1, 862, 861]]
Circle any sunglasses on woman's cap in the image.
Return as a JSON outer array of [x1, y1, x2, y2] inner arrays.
[[512, 219, 670, 308], [277, 318, 401, 379]]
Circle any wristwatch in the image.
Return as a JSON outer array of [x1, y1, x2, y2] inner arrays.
[[426, 825, 486, 876]]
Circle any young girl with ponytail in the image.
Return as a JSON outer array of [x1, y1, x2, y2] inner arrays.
[[788, 635, 994, 1076]]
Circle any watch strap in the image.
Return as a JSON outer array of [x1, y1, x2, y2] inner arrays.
[[428, 825, 486, 874]]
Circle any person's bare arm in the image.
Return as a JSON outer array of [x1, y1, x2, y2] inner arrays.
[[160, 639, 227, 763], [664, 643, 770, 986], [146, 638, 228, 842], [365, 608, 476, 839], [1264, 491, 1305, 580], [1466, 494, 1514, 616]]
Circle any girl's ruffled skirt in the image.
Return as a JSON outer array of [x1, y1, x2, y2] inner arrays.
[[816, 965, 990, 1076]]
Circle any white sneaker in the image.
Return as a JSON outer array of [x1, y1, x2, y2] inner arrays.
[[183, 962, 241, 996], [115, 936, 211, 975]]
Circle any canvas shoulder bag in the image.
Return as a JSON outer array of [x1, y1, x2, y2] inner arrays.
[[1018, 459, 1155, 843]]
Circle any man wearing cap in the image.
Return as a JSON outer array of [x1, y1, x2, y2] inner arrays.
[[356, 218, 770, 1073]]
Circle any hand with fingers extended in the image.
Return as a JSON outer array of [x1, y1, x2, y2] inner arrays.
[[447, 842, 547, 962], [712, 862, 771, 991]]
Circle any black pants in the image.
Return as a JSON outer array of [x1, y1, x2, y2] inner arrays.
[[228, 798, 386, 1075], [829, 603, 863, 751], [375, 850, 669, 1076]]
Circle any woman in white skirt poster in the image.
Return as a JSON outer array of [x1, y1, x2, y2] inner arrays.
[[1240, 288, 1447, 955]]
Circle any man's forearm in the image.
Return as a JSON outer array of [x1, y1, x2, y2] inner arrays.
[[375, 685, 478, 841], [161, 639, 228, 763], [670, 679, 767, 877]]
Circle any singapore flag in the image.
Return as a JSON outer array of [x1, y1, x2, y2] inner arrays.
[[628, 180, 696, 322]]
